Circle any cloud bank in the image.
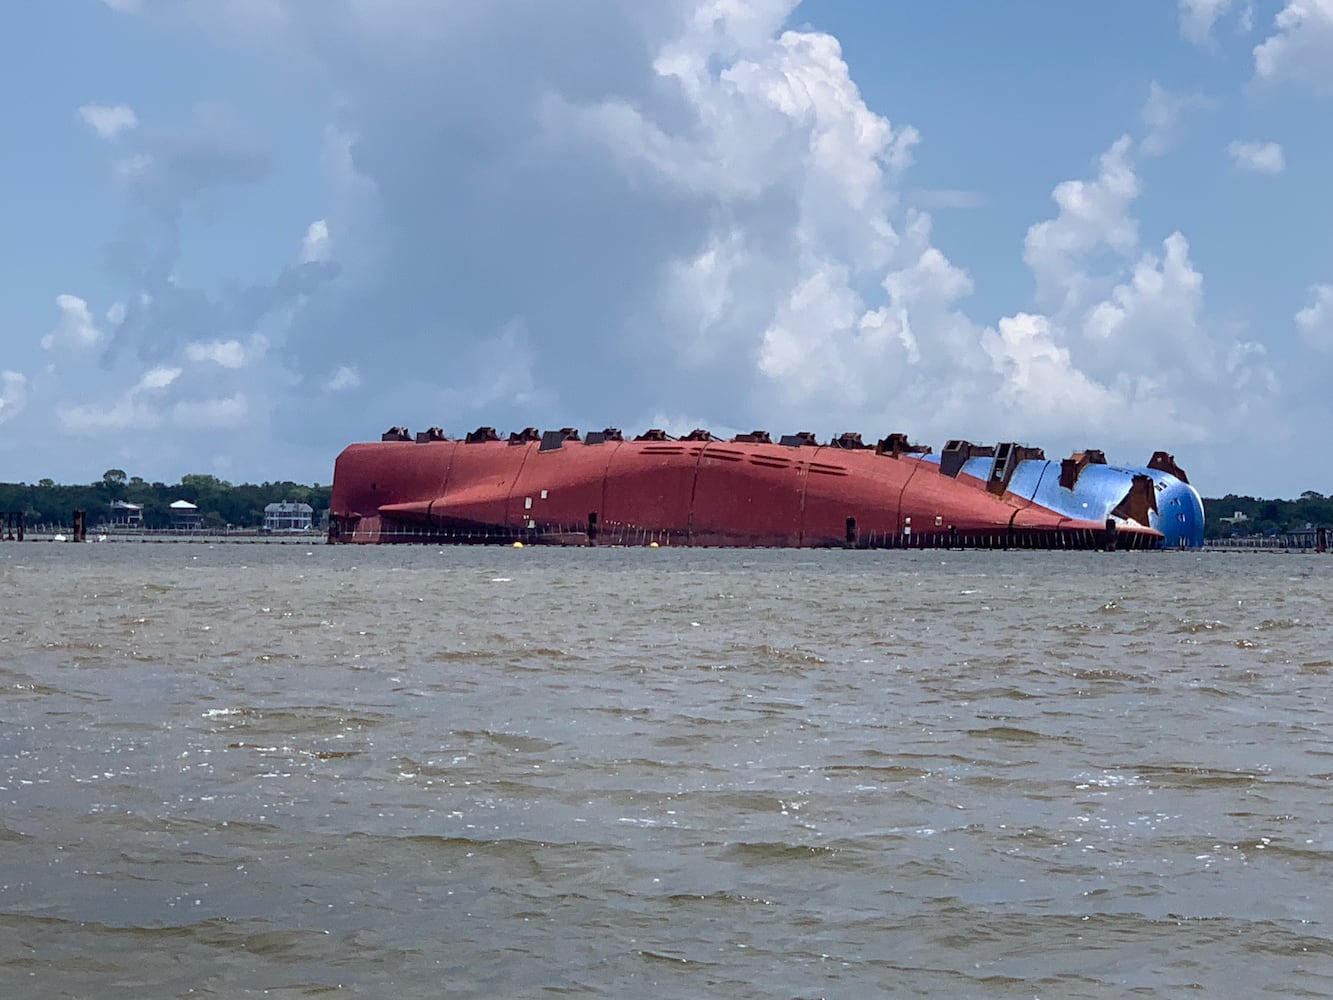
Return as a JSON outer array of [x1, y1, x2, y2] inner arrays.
[[9, 0, 1326, 496]]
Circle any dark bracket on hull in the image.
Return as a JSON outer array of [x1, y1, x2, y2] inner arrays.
[[876, 433, 931, 458], [829, 432, 870, 449], [987, 442, 1045, 495], [1147, 451, 1189, 484], [939, 440, 995, 478], [539, 427, 582, 452], [1110, 473, 1159, 525], [1059, 449, 1107, 489]]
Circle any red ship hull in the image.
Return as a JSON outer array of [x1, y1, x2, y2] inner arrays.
[[328, 434, 1163, 549]]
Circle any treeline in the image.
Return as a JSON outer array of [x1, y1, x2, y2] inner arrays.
[[1202, 492, 1333, 539], [3, 471, 1329, 537], [0, 471, 330, 531]]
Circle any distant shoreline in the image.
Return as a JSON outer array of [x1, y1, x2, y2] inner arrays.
[[5, 532, 1326, 553], [10, 531, 322, 545]]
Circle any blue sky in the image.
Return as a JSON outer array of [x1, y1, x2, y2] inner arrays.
[[2, 0, 1330, 498]]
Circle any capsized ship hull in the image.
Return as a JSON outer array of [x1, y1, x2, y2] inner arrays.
[[328, 428, 1204, 549]]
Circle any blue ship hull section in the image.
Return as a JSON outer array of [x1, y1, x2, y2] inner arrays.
[[919, 454, 1205, 549], [1138, 473, 1204, 549]]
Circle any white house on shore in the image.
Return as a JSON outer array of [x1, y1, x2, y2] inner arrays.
[[169, 499, 201, 531], [108, 499, 143, 528], [264, 501, 314, 533]]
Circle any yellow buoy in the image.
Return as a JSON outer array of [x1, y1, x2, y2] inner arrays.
[[648, 541, 659, 548], [512, 541, 524, 548]]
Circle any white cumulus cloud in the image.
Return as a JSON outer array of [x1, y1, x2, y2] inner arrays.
[[78, 103, 138, 139], [1005, 132, 1274, 450], [59, 398, 160, 433], [982, 313, 1119, 422], [184, 336, 267, 369], [173, 393, 248, 428], [1079, 231, 1250, 411], [1254, 0, 1333, 94], [137, 366, 181, 391], [1180, 0, 1234, 43], [300, 219, 331, 263], [0, 372, 28, 425], [1227, 140, 1286, 172], [1141, 83, 1209, 156], [40, 294, 105, 353], [324, 365, 360, 391], [1296, 284, 1333, 350], [1023, 136, 1140, 314], [57, 364, 181, 434]]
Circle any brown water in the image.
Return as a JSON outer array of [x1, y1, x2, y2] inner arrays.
[[2, 544, 1331, 998]]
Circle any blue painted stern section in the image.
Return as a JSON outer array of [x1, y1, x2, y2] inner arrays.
[[919, 454, 1205, 549]]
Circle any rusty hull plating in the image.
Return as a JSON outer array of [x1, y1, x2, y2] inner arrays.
[[327, 427, 1205, 549]]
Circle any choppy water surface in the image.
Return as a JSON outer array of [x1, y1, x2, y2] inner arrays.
[[1, 544, 1331, 998]]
